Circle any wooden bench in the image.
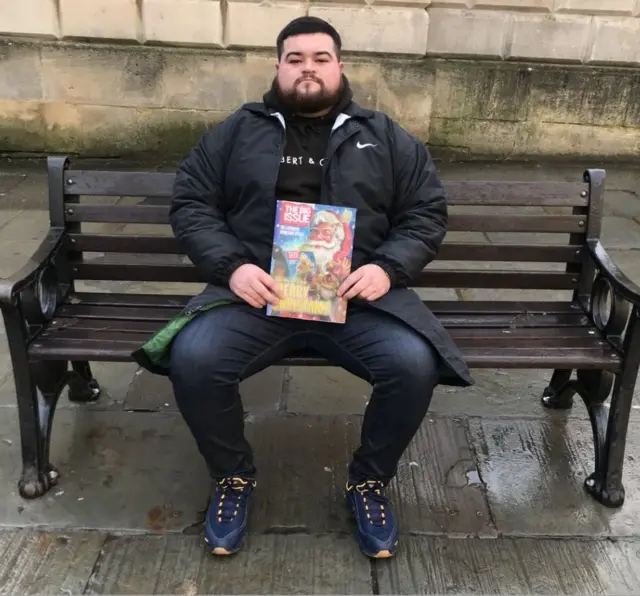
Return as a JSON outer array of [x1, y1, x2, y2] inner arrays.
[[1, 156, 639, 509]]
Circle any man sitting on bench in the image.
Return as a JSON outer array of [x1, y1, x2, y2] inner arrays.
[[168, 16, 473, 558]]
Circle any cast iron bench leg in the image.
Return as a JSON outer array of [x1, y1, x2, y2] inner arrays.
[[3, 309, 60, 498], [541, 368, 576, 410], [68, 361, 101, 403], [583, 308, 640, 508]]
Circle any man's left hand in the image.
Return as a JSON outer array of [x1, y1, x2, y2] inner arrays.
[[337, 264, 391, 301]]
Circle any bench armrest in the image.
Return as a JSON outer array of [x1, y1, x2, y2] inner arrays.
[[0, 228, 66, 307], [586, 239, 640, 307]]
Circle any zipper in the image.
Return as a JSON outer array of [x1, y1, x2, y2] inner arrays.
[[322, 114, 357, 204]]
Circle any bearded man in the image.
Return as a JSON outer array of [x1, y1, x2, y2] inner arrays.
[[159, 16, 473, 559]]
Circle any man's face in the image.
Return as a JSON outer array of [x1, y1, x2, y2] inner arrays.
[[276, 33, 344, 115]]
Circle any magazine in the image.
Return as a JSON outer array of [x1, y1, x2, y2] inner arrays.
[[266, 200, 357, 324]]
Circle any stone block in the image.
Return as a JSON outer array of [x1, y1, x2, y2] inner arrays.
[[245, 55, 277, 101], [59, 0, 139, 41], [432, 61, 531, 121], [469, 418, 640, 537], [636, 0, 640, 16], [142, 0, 223, 46], [589, 17, 640, 64], [226, 1, 306, 49], [0, 44, 43, 101], [378, 60, 434, 139], [508, 14, 592, 62], [556, 0, 637, 15], [429, 0, 471, 5], [345, 61, 379, 110], [379, 536, 640, 594], [162, 52, 246, 110], [38, 101, 228, 156], [0, 0, 58, 37], [309, 5, 429, 55], [427, 8, 508, 58], [41, 45, 165, 108], [89, 535, 372, 594], [527, 67, 631, 127], [474, 0, 552, 9], [601, 216, 640, 250], [522, 121, 640, 159], [0, 531, 106, 594]]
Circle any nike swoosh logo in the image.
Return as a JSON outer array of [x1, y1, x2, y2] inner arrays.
[[356, 142, 377, 149]]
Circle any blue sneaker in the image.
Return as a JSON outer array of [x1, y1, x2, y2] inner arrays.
[[345, 480, 399, 558], [204, 476, 255, 555]]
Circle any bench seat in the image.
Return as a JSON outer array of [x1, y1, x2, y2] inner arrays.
[[31, 293, 621, 370]]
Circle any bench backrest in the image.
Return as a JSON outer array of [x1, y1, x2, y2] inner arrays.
[[47, 156, 604, 300]]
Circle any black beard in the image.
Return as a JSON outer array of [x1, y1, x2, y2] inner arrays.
[[276, 77, 343, 115]]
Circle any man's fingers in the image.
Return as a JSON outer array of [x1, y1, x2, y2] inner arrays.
[[338, 270, 363, 297], [359, 286, 378, 301], [253, 281, 280, 305], [260, 272, 285, 299], [243, 288, 265, 308], [344, 277, 371, 300]]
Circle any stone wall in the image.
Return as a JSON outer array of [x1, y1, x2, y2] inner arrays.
[[1, 0, 639, 158]]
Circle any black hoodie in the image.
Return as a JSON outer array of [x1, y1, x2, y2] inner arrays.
[[263, 77, 354, 206]]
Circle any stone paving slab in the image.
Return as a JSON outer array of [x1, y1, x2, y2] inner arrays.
[[377, 535, 640, 594], [602, 217, 640, 250], [84, 533, 373, 595], [469, 417, 640, 538], [286, 366, 640, 420], [388, 418, 494, 537], [0, 529, 106, 595], [241, 415, 494, 537], [0, 409, 210, 532], [0, 361, 140, 409], [124, 367, 286, 413]]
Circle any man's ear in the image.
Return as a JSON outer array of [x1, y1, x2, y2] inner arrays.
[[339, 61, 344, 74]]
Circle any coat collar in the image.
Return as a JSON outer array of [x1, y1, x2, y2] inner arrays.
[[242, 99, 374, 121]]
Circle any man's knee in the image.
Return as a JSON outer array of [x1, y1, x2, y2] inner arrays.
[[383, 332, 440, 390], [170, 313, 226, 383]]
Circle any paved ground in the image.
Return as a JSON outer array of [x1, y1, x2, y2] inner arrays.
[[0, 158, 640, 594]]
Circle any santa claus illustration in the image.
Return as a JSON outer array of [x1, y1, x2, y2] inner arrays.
[[300, 208, 353, 272]]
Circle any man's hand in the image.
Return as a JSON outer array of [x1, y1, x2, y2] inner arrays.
[[337, 264, 391, 302], [229, 264, 284, 308]]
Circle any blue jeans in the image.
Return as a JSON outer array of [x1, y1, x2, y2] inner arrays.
[[169, 303, 440, 484]]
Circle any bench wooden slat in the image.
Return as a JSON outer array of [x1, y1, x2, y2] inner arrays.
[[41, 323, 602, 344], [69, 234, 583, 264], [65, 171, 174, 197], [65, 204, 587, 234], [28, 336, 620, 369], [437, 244, 582, 263], [71, 262, 578, 289], [67, 293, 579, 314], [413, 270, 576, 289], [64, 171, 587, 207], [54, 302, 588, 328], [69, 234, 181, 254], [66, 204, 168, 224], [442, 181, 587, 207], [447, 214, 585, 234]]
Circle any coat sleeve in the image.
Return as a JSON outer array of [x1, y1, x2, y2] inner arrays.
[[367, 122, 448, 287], [169, 114, 255, 286]]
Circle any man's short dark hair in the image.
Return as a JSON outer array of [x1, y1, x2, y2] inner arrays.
[[276, 16, 342, 60]]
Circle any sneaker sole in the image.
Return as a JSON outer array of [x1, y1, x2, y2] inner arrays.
[[204, 536, 242, 556]]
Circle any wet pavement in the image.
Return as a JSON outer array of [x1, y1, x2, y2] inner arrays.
[[0, 159, 640, 593]]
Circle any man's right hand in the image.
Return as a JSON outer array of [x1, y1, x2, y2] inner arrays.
[[229, 264, 284, 309]]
